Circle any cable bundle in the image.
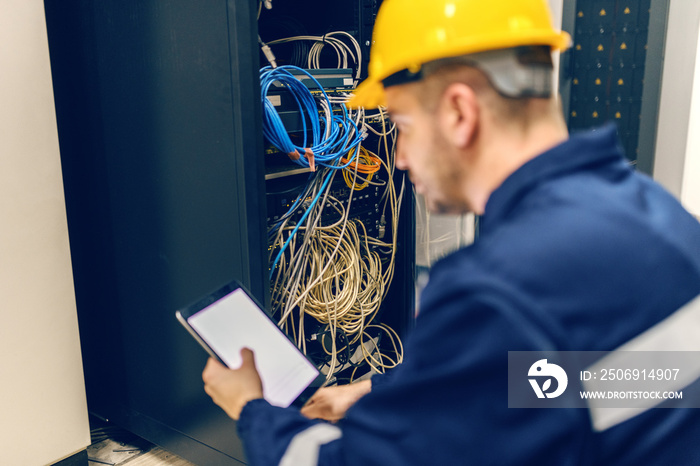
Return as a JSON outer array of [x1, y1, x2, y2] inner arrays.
[[266, 32, 362, 82], [261, 65, 362, 172], [260, 61, 406, 381], [270, 193, 403, 378], [341, 146, 381, 191], [268, 123, 406, 380]]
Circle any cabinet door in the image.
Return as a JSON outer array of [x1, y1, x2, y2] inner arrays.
[[46, 0, 266, 463]]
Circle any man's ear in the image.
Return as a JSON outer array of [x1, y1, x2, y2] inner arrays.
[[438, 82, 478, 149]]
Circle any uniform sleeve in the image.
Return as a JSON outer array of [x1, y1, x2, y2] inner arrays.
[[237, 399, 346, 466]]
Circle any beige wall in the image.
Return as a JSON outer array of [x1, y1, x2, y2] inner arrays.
[[681, 16, 700, 216], [653, 0, 700, 216], [0, 0, 90, 464], [548, 0, 564, 96]]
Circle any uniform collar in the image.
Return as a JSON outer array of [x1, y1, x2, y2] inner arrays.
[[481, 124, 625, 234]]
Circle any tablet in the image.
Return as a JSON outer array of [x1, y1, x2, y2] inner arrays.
[[176, 280, 323, 408]]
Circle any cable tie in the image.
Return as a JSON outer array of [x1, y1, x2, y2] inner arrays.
[[304, 148, 316, 172], [287, 150, 301, 162]]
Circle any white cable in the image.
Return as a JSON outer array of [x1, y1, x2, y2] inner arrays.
[[267, 33, 362, 81]]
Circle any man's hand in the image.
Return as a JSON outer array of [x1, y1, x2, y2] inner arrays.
[[202, 348, 264, 420], [301, 379, 372, 422]]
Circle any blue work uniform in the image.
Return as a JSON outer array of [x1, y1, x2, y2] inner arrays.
[[237, 124, 700, 465]]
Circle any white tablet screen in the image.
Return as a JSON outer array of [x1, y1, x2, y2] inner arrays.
[[187, 288, 319, 408]]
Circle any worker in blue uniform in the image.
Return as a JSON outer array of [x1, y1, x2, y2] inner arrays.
[[202, 0, 700, 464]]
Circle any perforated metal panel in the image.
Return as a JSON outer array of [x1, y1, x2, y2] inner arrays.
[[567, 1, 651, 165]]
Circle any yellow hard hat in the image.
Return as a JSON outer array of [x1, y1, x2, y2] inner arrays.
[[348, 0, 571, 109]]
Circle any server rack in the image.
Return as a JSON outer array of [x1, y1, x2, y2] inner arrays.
[[44, 1, 413, 464]]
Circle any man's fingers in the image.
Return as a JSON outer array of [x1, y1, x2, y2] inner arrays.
[[302, 396, 317, 408], [300, 391, 333, 419], [300, 403, 322, 419], [300, 394, 320, 411], [202, 357, 224, 382]]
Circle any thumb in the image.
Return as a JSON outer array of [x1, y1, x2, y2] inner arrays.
[[240, 347, 256, 368]]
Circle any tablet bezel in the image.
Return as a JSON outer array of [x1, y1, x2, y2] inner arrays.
[[176, 279, 324, 409]]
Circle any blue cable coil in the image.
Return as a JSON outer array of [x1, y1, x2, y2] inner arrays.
[[260, 65, 362, 170]]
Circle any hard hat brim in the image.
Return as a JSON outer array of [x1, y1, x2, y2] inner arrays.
[[347, 77, 385, 109]]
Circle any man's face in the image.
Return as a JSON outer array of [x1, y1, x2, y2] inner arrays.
[[385, 84, 470, 214]]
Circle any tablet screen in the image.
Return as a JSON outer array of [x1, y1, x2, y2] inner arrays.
[[186, 288, 320, 408]]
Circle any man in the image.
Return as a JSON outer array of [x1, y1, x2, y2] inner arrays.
[[203, 0, 700, 464]]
